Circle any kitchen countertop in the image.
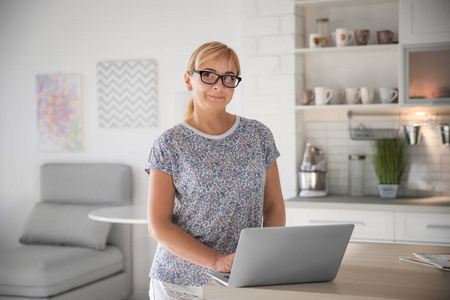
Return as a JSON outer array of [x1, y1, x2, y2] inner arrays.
[[285, 195, 450, 213], [203, 242, 450, 300]]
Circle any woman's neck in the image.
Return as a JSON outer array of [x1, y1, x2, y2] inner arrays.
[[185, 111, 236, 136]]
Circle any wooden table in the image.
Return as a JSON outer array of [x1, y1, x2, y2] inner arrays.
[[203, 242, 450, 300]]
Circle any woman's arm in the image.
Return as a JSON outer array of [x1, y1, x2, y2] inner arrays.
[[263, 161, 286, 227], [147, 169, 234, 272]]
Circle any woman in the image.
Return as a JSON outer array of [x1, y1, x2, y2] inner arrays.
[[145, 41, 285, 299]]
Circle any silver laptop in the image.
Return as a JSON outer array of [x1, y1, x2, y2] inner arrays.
[[207, 224, 354, 287]]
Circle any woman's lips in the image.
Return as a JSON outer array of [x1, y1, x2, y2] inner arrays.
[[208, 94, 225, 100]]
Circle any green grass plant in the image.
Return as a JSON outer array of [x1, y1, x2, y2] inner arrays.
[[373, 138, 406, 184]]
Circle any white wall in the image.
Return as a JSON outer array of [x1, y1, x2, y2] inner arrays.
[[0, 0, 246, 293], [0, 0, 298, 295]]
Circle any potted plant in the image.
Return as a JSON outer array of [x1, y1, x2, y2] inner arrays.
[[372, 138, 407, 199]]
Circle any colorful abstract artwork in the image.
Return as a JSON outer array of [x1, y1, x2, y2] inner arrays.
[[36, 74, 82, 152]]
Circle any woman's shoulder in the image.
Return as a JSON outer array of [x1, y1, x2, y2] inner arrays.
[[239, 116, 272, 134], [153, 123, 188, 145]]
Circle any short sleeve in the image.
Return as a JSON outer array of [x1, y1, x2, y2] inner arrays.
[[144, 133, 173, 175], [260, 124, 280, 170]]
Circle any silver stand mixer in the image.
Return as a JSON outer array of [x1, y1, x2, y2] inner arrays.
[[299, 143, 328, 197]]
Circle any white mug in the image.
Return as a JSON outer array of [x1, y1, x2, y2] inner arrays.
[[309, 33, 326, 48], [379, 87, 398, 104], [335, 28, 354, 47], [345, 88, 361, 104], [314, 87, 333, 105], [360, 87, 375, 104], [330, 88, 344, 105]]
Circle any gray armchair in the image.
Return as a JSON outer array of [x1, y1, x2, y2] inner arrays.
[[0, 163, 132, 300]]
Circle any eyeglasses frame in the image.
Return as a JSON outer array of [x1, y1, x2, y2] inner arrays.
[[192, 70, 242, 88]]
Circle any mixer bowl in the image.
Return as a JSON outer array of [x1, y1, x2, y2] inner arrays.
[[299, 171, 326, 191]]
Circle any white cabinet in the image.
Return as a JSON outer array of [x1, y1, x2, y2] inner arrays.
[[295, 0, 400, 108], [395, 212, 450, 245], [400, 0, 450, 45], [285, 196, 450, 245], [287, 207, 395, 242]]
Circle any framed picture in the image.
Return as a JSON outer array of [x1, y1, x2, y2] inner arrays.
[[36, 74, 83, 152]]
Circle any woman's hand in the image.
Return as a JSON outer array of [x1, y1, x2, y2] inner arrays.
[[213, 252, 235, 273]]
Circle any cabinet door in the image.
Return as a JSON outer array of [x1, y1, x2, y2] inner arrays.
[[286, 207, 394, 242], [395, 212, 450, 245], [400, 0, 450, 44]]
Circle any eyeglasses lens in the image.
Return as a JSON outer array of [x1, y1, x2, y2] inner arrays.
[[200, 72, 239, 88]]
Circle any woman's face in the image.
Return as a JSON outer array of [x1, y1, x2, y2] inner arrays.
[[185, 58, 237, 115]]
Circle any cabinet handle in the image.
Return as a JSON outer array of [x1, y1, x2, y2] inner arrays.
[[309, 220, 365, 226], [427, 225, 450, 230]]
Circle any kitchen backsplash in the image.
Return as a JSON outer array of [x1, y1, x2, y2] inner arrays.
[[301, 119, 450, 197]]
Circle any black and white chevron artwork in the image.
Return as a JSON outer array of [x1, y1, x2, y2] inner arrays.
[[97, 60, 158, 128]]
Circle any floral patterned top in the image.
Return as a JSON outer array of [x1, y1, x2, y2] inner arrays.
[[144, 116, 280, 286]]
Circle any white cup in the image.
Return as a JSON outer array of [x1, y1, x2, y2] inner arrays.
[[335, 28, 354, 47], [379, 87, 398, 104], [314, 87, 333, 105], [345, 88, 361, 104], [360, 87, 375, 104], [330, 88, 344, 105], [331, 32, 336, 46], [309, 33, 326, 48]]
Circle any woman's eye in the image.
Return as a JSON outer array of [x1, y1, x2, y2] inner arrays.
[[224, 76, 235, 83]]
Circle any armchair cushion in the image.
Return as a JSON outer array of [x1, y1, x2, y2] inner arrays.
[[0, 245, 124, 297], [19, 203, 112, 250]]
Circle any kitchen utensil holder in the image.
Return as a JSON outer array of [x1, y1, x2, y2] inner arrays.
[[347, 110, 399, 140], [349, 124, 398, 140]]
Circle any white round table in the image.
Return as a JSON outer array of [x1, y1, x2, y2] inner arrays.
[[88, 205, 147, 224]]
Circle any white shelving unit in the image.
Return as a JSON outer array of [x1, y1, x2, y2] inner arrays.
[[295, 0, 401, 108]]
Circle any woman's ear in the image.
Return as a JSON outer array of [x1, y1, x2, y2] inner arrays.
[[184, 72, 193, 91]]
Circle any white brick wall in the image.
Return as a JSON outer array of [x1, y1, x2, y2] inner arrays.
[[242, 0, 297, 198]]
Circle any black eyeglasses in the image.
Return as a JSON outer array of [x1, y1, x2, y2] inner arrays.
[[192, 70, 242, 88]]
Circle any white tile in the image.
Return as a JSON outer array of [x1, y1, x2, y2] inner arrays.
[[280, 14, 295, 34], [243, 0, 257, 17], [280, 54, 295, 75], [257, 75, 295, 95], [244, 37, 257, 56], [327, 161, 347, 172], [329, 186, 348, 195], [327, 153, 348, 163], [258, 35, 295, 55], [242, 77, 258, 96], [245, 16, 280, 37], [246, 56, 280, 75], [256, 0, 294, 16], [326, 146, 348, 156]]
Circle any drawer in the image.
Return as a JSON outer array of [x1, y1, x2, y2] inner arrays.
[[395, 212, 450, 245], [286, 207, 394, 242]]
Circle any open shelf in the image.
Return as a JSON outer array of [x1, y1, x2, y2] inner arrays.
[[295, 0, 398, 8], [295, 103, 399, 110], [295, 44, 399, 54]]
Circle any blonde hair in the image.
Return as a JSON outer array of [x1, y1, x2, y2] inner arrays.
[[184, 41, 241, 120]]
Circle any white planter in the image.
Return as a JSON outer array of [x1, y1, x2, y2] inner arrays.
[[378, 184, 398, 199]]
